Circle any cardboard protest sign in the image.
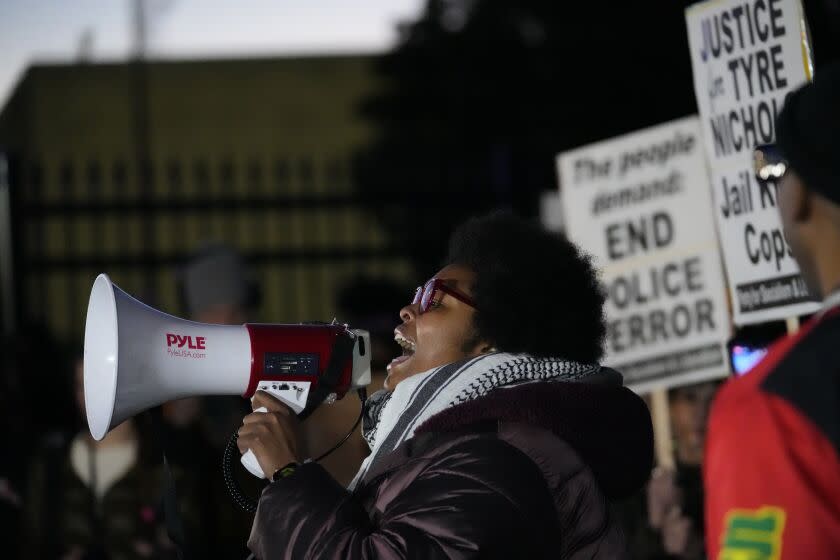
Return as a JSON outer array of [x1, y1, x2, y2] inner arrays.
[[558, 117, 730, 393], [686, 0, 819, 324]]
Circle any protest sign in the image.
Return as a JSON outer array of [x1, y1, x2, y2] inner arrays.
[[686, 0, 819, 324], [558, 117, 730, 392]]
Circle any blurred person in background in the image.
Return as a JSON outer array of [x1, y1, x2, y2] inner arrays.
[[170, 241, 263, 558], [619, 381, 717, 560], [22, 355, 207, 560], [172, 241, 262, 449], [301, 276, 405, 486], [705, 62, 840, 557], [1, 324, 75, 559], [237, 212, 653, 559]]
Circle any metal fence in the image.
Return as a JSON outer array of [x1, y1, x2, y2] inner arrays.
[[8, 153, 415, 343]]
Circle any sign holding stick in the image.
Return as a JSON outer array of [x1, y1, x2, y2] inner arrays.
[[558, 117, 730, 393], [650, 389, 675, 468], [685, 0, 819, 325]]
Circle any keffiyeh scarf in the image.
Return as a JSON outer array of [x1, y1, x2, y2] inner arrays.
[[349, 352, 599, 489]]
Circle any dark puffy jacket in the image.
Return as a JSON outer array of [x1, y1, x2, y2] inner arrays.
[[249, 372, 653, 559]]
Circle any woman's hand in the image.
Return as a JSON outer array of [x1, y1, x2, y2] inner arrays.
[[237, 391, 304, 477]]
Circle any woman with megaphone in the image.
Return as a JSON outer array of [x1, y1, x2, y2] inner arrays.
[[238, 211, 653, 559]]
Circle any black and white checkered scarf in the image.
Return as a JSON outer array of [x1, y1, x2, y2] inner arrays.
[[349, 352, 599, 489]]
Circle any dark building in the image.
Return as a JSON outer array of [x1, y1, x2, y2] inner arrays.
[[0, 55, 414, 341]]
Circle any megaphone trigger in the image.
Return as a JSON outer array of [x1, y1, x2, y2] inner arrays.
[[252, 382, 310, 415]]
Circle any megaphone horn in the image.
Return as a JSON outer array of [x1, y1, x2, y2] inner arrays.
[[83, 274, 372, 443]]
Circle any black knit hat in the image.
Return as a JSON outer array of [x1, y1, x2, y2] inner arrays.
[[776, 61, 840, 205]]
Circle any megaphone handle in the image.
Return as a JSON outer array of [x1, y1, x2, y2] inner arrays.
[[240, 406, 269, 479], [241, 383, 311, 479]]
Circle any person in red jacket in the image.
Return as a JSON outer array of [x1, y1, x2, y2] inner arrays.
[[704, 62, 840, 558]]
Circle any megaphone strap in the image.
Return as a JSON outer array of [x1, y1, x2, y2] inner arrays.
[[298, 330, 356, 421]]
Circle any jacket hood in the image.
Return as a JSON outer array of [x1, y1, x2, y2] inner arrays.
[[414, 368, 654, 500]]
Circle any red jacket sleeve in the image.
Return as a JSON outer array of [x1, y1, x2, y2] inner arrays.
[[704, 387, 840, 558]]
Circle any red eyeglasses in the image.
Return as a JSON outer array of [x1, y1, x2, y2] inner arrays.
[[412, 278, 477, 314]]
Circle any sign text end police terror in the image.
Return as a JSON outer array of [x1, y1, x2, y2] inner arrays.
[[566, 126, 723, 358], [560, 117, 729, 387], [604, 209, 716, 354]]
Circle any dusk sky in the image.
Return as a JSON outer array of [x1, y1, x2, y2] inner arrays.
[[0, 0, 424, 107]]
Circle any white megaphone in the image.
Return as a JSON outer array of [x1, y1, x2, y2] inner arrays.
[[83, 273, 371, 478]]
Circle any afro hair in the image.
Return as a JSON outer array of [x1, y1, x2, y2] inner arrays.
[[446, 211, 606, 363]]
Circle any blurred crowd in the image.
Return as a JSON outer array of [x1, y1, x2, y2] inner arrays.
[[0, 240, 725, 560], [1, 0, 839, 554], [0, 241, 830, 559], [4, 63, 840, 556]]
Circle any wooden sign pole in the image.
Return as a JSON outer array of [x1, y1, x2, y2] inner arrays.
[[650, 388, 675, 469]]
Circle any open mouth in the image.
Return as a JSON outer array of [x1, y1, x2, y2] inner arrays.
[[389, 330, 416, 370]]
